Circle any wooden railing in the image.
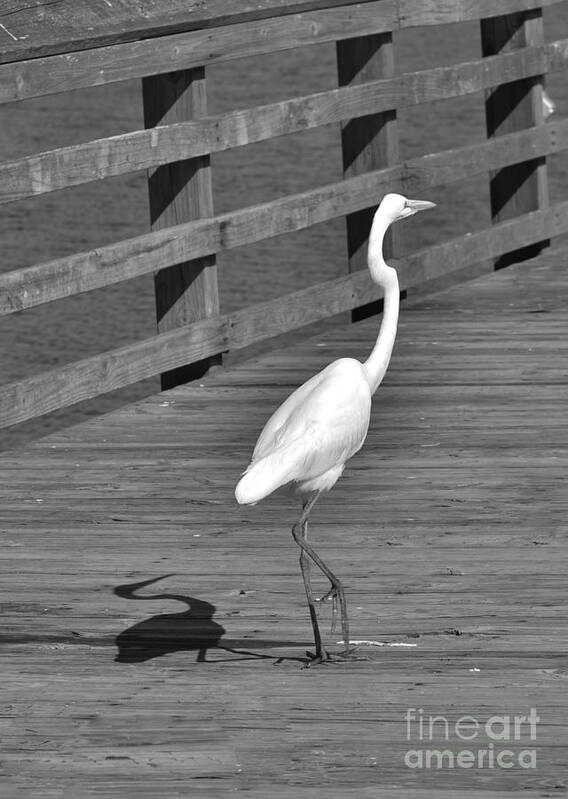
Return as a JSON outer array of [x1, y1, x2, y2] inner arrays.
[[1, 0, 568, 428]]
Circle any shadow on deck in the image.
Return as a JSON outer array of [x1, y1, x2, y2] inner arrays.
[[1, 247, 567, 797]]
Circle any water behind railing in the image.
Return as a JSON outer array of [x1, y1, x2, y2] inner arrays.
[[1, 9, 567, 451]]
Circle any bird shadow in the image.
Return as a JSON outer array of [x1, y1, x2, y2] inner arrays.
[[113, 575, 305, 665]]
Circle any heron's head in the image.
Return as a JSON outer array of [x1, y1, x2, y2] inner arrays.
[[379, 193, 436, 223]]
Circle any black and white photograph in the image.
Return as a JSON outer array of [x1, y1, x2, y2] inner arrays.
[[1, 1, 567, 796]]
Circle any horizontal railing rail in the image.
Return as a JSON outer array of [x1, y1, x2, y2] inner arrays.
[[0, 0, 563, 65], [1, 0, 567, 430], [3, 200, 568, 428], [0, 0, 565, 103], [2, 119, 568, 317], [1, 40, 567, 205]]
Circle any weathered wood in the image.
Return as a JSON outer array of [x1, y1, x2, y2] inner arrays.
[[0, 247, 567, 796], [0, 4, 398, 105], [0, 0, 565, 104], [143, 68, 221, 389], [0, 316, 228, 428], [3, 119, 568, 318], [0, 1, 384, 64], [403, 0, 564, 27], [3, 40, 567, 205], [3, 203, 568, 427], [0, 0, 563, 66], [337, 32, 402, 322], [481, 9, 549, 268]]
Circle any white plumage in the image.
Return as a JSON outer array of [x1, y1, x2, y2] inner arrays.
[[235, 358, 370, 504], [235, 192, 436, 664]]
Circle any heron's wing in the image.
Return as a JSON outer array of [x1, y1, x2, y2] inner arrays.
[[236, 359, 371, 504], [235, 425, 320, 504], [251, 367, 329, 461], [252, 358, 368, 461]]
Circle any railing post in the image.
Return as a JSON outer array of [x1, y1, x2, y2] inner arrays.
[[336, 33, 401, 321], [480, 9, 549, 270], [142, 67, 221, 390]]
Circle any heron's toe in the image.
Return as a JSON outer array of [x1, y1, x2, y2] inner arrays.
[[304, 648, 331, 667]]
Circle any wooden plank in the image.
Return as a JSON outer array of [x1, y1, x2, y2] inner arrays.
[[481, 9, 549, 268], [143, 68, 221, 389], [0, 0, 563, 66], [0, 0, 565, 103], [3, 40, 567, 205], [0, 1, 385, 64], [3, 119, 568, 317], [0, 4, 398, 104], [394, 200, 568, 289], [401, 0, 564, 27], [2, 201, 568, 427], [0, 316, 228, 428], [337, 32, 402, 323]]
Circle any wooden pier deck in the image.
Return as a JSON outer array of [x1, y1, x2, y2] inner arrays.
[[1, 246, 567, 797]]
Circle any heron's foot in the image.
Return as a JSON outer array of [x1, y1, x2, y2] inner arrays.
[[304, 645, 366, 665], [304, 648, 331, 667]]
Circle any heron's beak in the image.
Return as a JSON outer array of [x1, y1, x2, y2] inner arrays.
[[405, 199, 436, 214]]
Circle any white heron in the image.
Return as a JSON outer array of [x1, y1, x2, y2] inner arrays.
[[235, 193, 436, 663]]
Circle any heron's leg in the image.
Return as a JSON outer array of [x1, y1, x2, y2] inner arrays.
[[294, 492, 326, 661], [317, 585, 339, 633], [303, 529, 338, 637], [291, 491, 350, 657]]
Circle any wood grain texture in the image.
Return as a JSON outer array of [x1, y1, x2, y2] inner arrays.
[[481, 9, 549, 267], [143, 68, 221, 388], [0, 0, 564, 66], [0, 4, 398, 104], [0, 246, 567, 796], [2, 205, 568, 427], [0, 0, 565, 103], [2, 40, 566, 205], [2, 119, 568, 318], [0, 1, 381, 63], [337, 31, 402, 324]]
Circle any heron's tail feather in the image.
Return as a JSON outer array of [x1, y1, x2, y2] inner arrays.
[[235, 437, 308, 505]]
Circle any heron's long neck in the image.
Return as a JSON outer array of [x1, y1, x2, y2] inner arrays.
[[363, 218, 400, 395]]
